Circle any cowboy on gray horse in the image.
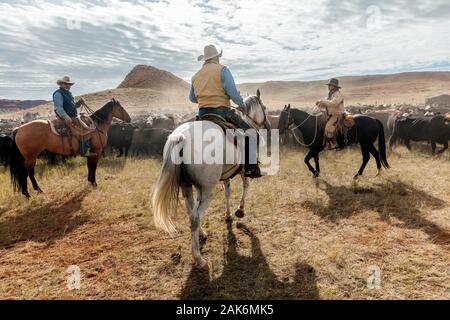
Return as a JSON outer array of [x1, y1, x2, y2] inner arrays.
[[53, 76, 95, 156], [189, 45, 262, 178], [316, 78, 345, 150]]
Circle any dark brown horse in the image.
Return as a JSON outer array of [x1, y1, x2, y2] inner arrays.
[[5, 99, 131, 197]]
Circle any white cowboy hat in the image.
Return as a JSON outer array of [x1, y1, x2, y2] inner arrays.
[[197, 45, 223, 62], [57, 76, 75, 86]]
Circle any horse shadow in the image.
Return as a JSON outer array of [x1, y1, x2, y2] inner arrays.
[[303, 179, 449, 248], [0, 188, 90, 249], [179, 222, 319, 300]]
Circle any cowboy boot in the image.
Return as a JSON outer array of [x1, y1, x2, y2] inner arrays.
[[325, 137, 337, 150], [330, 139, 338, 150]]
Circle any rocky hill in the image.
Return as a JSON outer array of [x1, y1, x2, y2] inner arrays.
[[118, 65, 189, 93]]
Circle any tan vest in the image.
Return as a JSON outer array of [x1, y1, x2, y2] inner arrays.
[[192, 61, 231, 108]]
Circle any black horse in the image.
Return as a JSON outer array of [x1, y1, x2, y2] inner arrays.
[[278, 105, 389, 179], [0, 134, 13, 166]]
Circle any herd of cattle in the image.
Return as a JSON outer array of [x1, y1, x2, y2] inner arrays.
[[0, 105, 449, 165]]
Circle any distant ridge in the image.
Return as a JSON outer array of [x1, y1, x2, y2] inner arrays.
[[0, 99, 48, 113], [2, 68, 450, 119]]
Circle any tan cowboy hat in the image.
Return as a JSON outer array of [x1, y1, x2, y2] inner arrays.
[[57, 76, 75, 86], [197, 45, 223, 62], [326, 78, 341, 89]]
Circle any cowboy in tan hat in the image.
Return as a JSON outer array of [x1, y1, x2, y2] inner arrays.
[[53, 76, 85, 126], [53, 76, 95, 156], [316, 78, 345, 150], [189, 45, 262, 178]]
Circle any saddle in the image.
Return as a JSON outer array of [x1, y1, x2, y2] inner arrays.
[[196, 113, 243, 181], [196, 113, 238, 131], [342, 113, 355, 128], [49, 114, 97, 139], [322, 112, 356, 149]]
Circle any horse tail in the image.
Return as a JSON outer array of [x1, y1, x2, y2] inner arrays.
[[376, 119, 390, 169], [152, 133, 184, 234], [6, 132, 27, 193]]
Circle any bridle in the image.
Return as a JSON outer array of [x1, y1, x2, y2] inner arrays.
[[243, 96, 270, 130], [280, 107, 319, 147]]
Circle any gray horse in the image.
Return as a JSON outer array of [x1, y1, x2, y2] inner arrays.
[[152, 90, 270, 268]]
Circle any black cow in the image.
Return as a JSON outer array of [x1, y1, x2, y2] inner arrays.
[[107, 123, 135, 157], [389, 115, 450, 154], [0, 134, 12, 166], [365, 112, 394, 138], [130, 128, 172, 156]]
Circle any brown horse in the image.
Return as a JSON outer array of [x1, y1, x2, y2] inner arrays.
[[6, 99, 131, 197]]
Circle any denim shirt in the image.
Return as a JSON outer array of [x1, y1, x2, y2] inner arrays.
[[189, 66, 244, 107], [53, 91, 69, 118]]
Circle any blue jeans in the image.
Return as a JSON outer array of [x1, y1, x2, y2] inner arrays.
[[198, 108, 257, 166]]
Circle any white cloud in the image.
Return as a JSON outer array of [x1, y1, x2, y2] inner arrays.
[[0, 0, 449, 99]]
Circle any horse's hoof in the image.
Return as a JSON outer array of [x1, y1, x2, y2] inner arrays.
[[313, 171, 320, 178], [199, 233, 208, 244], [353, 174, 360, 180], [91, 182, 98, 188], [194, 258, 209, 270], [235, 209, 245, 218], [37, 188, 44, 194], [23, 192, 31, 198]]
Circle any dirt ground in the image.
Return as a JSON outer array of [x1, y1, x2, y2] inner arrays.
[[0, 146, 449, 299]]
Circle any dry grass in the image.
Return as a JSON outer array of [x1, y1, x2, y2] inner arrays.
[[0, 146, 449, 300]]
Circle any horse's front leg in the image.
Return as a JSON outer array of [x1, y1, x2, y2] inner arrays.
[[87, 156, 99, 187], [313, 154, 321, 178], [223, 179, 232, 222], [235, 175, 250, 218], [305, 149, 318, 177]]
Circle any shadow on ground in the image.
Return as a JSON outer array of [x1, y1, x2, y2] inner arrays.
[[0, 188, 91, 248], [179, 222, 319, 300], [303, 179, 449, 248]]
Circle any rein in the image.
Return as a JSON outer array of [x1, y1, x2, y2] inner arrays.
[[80, 101, 111, 151], [283, 109, 319, 147]]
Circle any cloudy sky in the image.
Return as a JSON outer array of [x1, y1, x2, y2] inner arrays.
[[0, 0, 449, 100]]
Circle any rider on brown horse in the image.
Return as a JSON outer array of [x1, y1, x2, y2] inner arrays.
[[189, 45, 262, 178], [316, 78, 345, 150], [53, 76, 95, 156]]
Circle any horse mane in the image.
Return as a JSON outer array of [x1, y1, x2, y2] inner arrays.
[[243, 95, 258, 114], [91, 101, 114, 123]]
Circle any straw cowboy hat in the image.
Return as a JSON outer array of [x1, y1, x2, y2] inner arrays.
[[57, 76, 75, 86], [197, 45, 223, 62], [326, 78, 341, 89]]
